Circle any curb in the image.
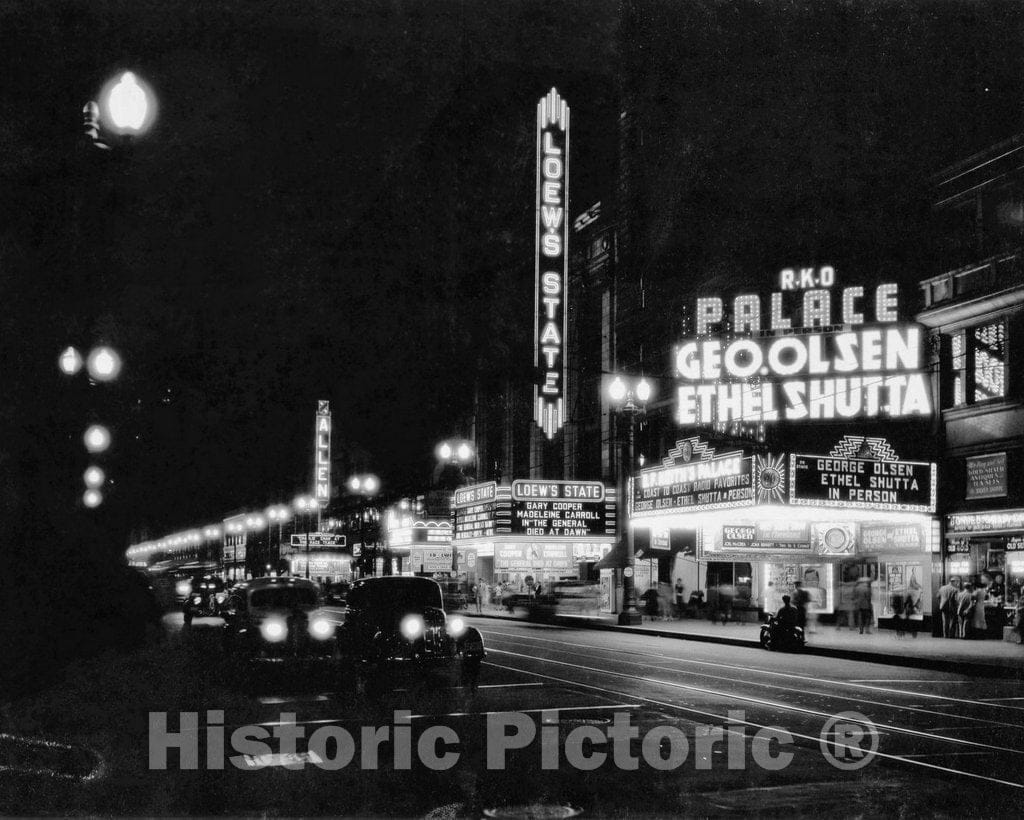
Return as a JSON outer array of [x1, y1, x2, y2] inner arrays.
[[465, 611, 1024, 679]]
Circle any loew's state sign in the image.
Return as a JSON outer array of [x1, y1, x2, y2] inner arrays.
[[510, 480, 614, 538]]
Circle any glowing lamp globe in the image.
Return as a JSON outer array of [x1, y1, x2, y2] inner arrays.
[[105, 71, 154, 133], [608, 377, 627, 402], [84, 424, 111, 453], [83, 488, 103, 508], [59, 346, 83, 376], [86, 346, 122, 381], [83, 465, 105, 488], [636, 378, 652, 403]]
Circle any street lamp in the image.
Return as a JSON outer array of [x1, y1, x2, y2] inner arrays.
[[86, 345, 122, 382], [435, 438, 476, 578], [59, 346, 83, 376], [84, 71, 158, 152], [607, 374, 654, 625], [293, 495, 318, 579], [347, 474, 380, 576], [83, 424, 111, 453], [266, 504, 292, 573]]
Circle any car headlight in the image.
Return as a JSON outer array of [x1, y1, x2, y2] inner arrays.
[[447, 616, 466, 637], [260, 619, 287, 642], [176, 581, 191, 596], [400, 615, 424, 641], [215, 592, 227, 604], [192, 596, 202, 605], [309, 618, 334, 639]]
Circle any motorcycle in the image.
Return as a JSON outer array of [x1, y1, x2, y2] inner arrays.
[[760, 614, 805, 651]]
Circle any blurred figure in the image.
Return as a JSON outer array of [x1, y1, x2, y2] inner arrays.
[[792, 581, 809, 631], [853, 576, 874, 634], [972, 579, 988, 638], [674, 578, 685, 619], [837, 575, 856, 630], [640, 585, 661, 620], [712, 582, 735, 625]]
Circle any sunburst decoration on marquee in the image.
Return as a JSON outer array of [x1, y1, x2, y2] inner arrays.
[[754, 453, 787, 504]]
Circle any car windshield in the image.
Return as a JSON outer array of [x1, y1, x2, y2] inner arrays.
[[250, 587, 318, 609], [356, 579, 443, 611]]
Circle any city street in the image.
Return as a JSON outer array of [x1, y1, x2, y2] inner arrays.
[[3, 618, 1022, 817]]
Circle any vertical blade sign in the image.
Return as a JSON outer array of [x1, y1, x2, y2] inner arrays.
[[535, 87, 569, 439], [315, 400, 331, 505]]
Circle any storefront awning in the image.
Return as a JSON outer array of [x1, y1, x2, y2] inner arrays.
[[594, 539, 628, 569]]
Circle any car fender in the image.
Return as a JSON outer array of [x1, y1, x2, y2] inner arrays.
[[456, 626, 485, 659]]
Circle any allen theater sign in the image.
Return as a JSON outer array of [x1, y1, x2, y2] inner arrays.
[[674, 267, 932, 424], [534, 88, 570, 439]]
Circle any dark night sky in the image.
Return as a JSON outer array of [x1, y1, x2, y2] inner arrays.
[[3, 1, 1023, 543]]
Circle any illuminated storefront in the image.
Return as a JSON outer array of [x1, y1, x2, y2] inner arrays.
[[384, 504, 454, 577], [629, 267, 939, 626], [452, 480, 615, 589], [632, 435, 939, 624]]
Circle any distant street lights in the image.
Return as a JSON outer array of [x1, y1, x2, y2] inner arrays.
[[347, 474, 381, 576], [293, 495, 318, 579], [607, 374, 654, 626], [83, 424, 111, 454]]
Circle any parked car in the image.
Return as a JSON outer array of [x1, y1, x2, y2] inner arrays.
[[338, 576, 485, 693], [221, 576, 339, 659]]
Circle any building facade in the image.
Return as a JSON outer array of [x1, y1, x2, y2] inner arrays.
[[918, 136, 1024, 637]]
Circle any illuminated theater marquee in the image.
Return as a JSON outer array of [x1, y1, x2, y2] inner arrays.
[[534, 88, 569, 439], [675, 269, 932, 423]]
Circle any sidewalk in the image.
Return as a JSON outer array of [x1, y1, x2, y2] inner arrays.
[[466, 608, 1024, 678]]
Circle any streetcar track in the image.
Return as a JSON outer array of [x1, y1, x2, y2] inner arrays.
[[486, 647, 1024, 757], [483, 632, 1024, 732], [482, 659, 1024, 791], [481, 626, 1024, 714]]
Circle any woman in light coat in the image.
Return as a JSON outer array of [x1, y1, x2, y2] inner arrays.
[[972, 581, 988, 637]]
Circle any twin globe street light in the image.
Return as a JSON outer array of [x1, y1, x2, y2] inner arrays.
[[606, 374, 654, 626], [436, 439, 476, 578], [348, 474, 381, 575]]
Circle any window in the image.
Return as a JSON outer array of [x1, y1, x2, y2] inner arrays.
[[706, 562, 752, 605], [946, 319, 1008, 407]]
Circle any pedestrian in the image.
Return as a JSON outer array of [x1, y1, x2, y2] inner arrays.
[[792, 581, 809, 632], [674, 578, 685, 619], [640, 585, 660, 621], [972, 579, 988, 638], [891, 589, 906, 638], [937, 577, 960, 638], [474, 583, 483, 613], [956, 582, 975, 638], [853, 576, 873, 634]]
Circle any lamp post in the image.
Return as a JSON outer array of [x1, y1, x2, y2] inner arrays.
[[293, 495, 317, 579], [266, 504, 291, 574], [347, 474, 380, 575], [436, 439, 476, 579], [607, 374, 653, 625]]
